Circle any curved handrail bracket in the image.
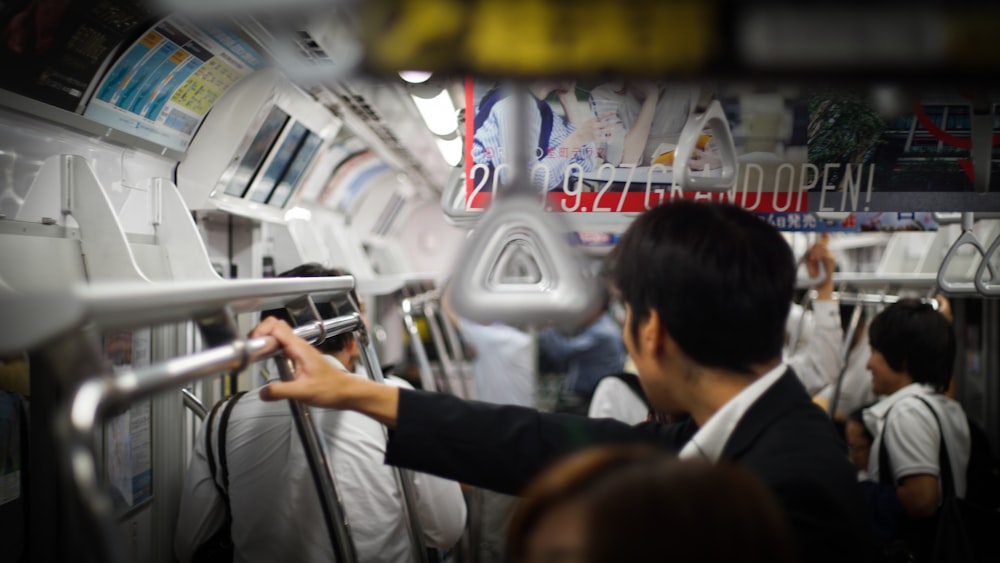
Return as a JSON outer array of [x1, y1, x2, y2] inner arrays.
[[671, 99, 737, 193], [448, 195, 600, 330]]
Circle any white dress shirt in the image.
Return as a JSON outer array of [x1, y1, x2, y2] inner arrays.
[[457, 319, 536, 407], [174, 356, 466, 563], [680, 363, 788, 461], [587, 376, 648, 425], [785, 300, 844, 395]]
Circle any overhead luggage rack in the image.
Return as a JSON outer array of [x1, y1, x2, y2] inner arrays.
[[2, 275, 429, 563]]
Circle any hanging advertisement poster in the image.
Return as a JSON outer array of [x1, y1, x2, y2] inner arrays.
[[760, 212, 939, 233], [83, 17, 265, 152], [463, 78, 812, 215], [0, 0, 154, 111], [103, 328, 152, 512], [807, 87, 1000, 213]]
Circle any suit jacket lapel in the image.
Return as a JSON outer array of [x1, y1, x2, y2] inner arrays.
[[719, 370, 810, 461]]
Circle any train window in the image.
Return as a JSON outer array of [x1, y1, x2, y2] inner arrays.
[[246, 121, 309, 204], [268, 130, 324, 208], [223, 106, 290, 197]]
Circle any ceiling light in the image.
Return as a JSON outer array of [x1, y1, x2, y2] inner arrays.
[[411, 89, 458, 136], [399, 70, 433, 84], [436, 136, 463, 167]]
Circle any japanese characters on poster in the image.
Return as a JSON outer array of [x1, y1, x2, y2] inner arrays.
[[103, 329, 152, 512], [83, 18, 265, 152]]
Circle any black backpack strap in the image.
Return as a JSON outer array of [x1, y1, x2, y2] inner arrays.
[[217, 391, 247, 497], [877, 395, 955, 498], [910, 395, 955, 499], [204, 396, 228, 499]]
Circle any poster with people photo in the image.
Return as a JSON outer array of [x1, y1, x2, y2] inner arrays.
[[462, 79, 812, 215]]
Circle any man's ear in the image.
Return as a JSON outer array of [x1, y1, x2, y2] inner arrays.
[[638, 309, 666, 358]]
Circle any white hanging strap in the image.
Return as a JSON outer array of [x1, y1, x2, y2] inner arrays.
[[938, 212, 996, 295], [448, 195, 600, 329], [671, 99, 737, 193], [975, 227, 1000, 296]]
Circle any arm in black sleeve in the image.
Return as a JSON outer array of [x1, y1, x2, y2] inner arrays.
[[385, 389, 696, 495]]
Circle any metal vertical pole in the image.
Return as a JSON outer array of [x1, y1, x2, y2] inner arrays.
[[273, 355, 358, 562]]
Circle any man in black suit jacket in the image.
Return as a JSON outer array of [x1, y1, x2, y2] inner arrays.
[[254, 201, 874, 563]]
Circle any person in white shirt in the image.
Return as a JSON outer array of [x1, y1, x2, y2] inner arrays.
[[784, 234, 847, 397], [174, 264, 466, 563], [587, 371, 650, 425], [861, 297, 970, 557], [441, 288, 535, 562]]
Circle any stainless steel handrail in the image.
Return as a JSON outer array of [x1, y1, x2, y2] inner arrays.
[[828, 296, 865, 418], [354, 322, 430, 563], [820, 273, 939, 289], [809, 291, 941, 309], [401, 298, 439, 392], [0, 276, 355, 355], [181, 388, 207, 420], [64, 313, 363, 563]]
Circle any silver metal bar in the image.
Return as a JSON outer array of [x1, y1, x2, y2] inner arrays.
[[787, 290, 814, 356], [829, 298, 865, 417], [402, 299, 438, 392], [181, 388, 207, 420], [274, 355, 358, 563], [809, 291, 941, 310], [821, 273, 939, 289], [62, 313, 362, 563], [439, 307, 473, 400], [0, 276, 356, 355], [355, 324, 430, 563], [423, 304, 459, 396]]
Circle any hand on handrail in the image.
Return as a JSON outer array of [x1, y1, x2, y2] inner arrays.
[[801, 234, 835, 299], [254, 318, 402, 428]]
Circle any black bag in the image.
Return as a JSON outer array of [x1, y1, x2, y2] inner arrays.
[[963, 416, 1000, 511], [191, 392, 246, 563], [879, 396, 1000, 563]]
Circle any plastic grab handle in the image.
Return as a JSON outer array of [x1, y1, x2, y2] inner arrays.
[[937, 222, 994, 295], [672, 99, 737, 192], [974, 232, 1000, 296]]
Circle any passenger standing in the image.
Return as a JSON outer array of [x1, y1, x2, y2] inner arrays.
[[251, 201, 876, 563], [441, 286, 535, 563], [538, 289, 626, 415], [861, 298, 970, 559], [174, 264, 466, 563]]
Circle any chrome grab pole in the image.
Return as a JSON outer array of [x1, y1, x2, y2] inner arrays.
[[63, 313, 362, 563]]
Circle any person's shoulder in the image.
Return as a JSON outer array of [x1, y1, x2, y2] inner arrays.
[[384, 374, 415, 390]]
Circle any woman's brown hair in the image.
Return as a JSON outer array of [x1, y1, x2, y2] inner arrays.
[[506, 445, 662, 561], [587, 458, 800, 563]]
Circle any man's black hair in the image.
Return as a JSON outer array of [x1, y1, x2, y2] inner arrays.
[[261, 263, 358, 356], [868, 298, 955, 392], [607, 201, 795, 375]]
